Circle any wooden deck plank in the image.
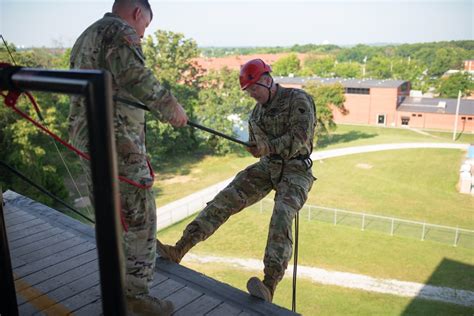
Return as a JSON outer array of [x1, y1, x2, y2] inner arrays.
[[9, 227, 64, 249], [14, 249, 97, 290], [11, 231, 75, 257], [17, 259, 99, 304], [17, 236, 87, 263], [11, 256, 27, 270], [5, 213, 36, 226], [7, 222, 53, 242], [151, 271, 170, 286], [150, 278, 186, 299], [73, 272, 169, 316], [174, 295, 222, 316], [7, 218, 44, 233], [4, 208, 29, 220], [18, 270, 100, 315], [73, 299, 102, 316], [206, 302, 243, 316], [15, 242, 96, 278], [164, 286, 203, 311], [42, 284, 101, 314]]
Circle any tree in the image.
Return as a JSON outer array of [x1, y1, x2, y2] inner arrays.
[[142, 30, 203, 158], [303, 55, 335, 77], [143, 30, 202, 87], [272, 53, 301, 76], [304, 83, 346, 142], [194, 68, 254, 154], [438, 72, 474, 98], [0, 51, 71, 205], [334, 62, 361, 78], [366, 55, 392, 79]]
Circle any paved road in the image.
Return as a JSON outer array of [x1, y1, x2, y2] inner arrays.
[[311, 142, 469, 160]]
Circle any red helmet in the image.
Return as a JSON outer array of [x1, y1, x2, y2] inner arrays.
[[239, 59, 272, 90]]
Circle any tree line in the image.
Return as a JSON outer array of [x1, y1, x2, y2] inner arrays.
[[203, 41, 474, 98]]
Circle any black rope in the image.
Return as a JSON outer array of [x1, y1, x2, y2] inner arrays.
[[0, 34, 17, 65], [187, 121, 250, 147], [0, 160, 95, 224], [292, 211, 299, 312], [114, 96, 250, 147]]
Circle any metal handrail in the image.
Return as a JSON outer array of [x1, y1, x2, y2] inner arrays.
[[0, 66, 126, 315]]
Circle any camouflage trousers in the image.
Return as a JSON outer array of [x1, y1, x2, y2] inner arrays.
[[182, 157, 314, 287], [82, 159, 157, 296], [120, 183, 157, 296]]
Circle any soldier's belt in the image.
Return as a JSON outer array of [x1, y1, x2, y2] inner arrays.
[[267, 154, 313, 169]]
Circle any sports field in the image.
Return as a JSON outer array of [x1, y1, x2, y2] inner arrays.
[[156, 125, 474, 315]]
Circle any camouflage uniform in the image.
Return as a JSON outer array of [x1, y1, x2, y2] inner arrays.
[[68, 13, 180, 296], [180, 84, 316, 293]]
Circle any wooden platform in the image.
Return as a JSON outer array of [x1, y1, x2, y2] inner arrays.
[[3, 190, 297, 315]]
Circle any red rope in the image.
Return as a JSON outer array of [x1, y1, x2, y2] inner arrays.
[[2, 91, 155, 190]]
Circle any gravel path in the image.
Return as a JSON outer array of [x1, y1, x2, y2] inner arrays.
[[183, 253, 474, 307]]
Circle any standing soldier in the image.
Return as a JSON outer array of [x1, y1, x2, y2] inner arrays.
[[157, 58, 316, 302], [68, 0, 187, 314]]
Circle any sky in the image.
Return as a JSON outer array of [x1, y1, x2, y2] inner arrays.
[[0, 0, 472, 48]]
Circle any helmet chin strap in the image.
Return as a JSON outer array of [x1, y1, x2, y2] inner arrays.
[[255, 77, 274, 104]]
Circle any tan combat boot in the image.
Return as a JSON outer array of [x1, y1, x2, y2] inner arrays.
[[156, 238, 193, 264], [126, 294, 174, 316], [246, 277, 274, 302]]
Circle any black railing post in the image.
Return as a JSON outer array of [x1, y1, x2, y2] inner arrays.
[[0, 67, 127, 315], [83, 72, 127, 315], [0, 187, 19, 316]]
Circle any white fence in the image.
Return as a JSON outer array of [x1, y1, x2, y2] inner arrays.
[[260, 199, 474, 249], [156, 178, 232, 230], [156, 189, 474, 248]]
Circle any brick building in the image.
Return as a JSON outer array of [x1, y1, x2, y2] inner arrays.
[[465, 60, 474, 72], [275, 76, 474, 132]]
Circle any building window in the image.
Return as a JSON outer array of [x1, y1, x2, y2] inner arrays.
[[468, 117, 473, 121], [377, 114, 386, 125], [461, 117, 466, 120], [345, 87, 370, 95], [400, 82, 409, 92], [417, 114, 422, 117], [412, 114, 416, 117], [401, 116, 410, 126]]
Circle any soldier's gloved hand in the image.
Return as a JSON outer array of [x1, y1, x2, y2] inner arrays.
[[246, 141, 271, 158], [169, 103, 188, 127]]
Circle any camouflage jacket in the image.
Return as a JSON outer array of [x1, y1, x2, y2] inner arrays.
[[248, 84, 316, 160], [68, 13, 179, 186]]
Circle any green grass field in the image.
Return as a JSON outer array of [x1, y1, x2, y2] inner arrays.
[[308, 148, 473, 228], [153, 153, 257, 206], [318, 124, 473, 149]]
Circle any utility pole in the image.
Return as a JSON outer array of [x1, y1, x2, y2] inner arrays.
[[452, 90, 461, 141], [362, 56, 367, 78]]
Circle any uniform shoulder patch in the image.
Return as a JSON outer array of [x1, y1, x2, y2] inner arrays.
[[123, 33, 141, 46]]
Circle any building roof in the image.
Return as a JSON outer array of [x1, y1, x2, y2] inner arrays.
[[3, 190, 296, 315], [274, 76, 407, 89], [398, 97, 474, 115]]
